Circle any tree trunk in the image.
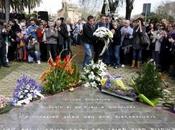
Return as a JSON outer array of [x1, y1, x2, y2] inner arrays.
[[125, 5, 132, 20], [2, 0, 5, 13], [101, 0, 107, 14], [108, 0, 119, 14], [125, 0, 134, 20], [28, 0, 31, 14], [5, 0, 10, 22]]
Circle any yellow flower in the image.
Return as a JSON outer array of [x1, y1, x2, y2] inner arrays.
[[101, 78, 107, 86]]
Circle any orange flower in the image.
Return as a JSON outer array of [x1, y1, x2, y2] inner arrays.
[[43, 54, 75, 79], [63, 55, 75, 75], [48, 57, 56, 67], [64, 63, 74, 74], [40, 68, 51, 82]]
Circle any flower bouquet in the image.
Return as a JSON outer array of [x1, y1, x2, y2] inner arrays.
[[93, 27, 113, 56], [12, 75, 44, 106], [81, 60, 107, 88], [40, 50, 80, 94], [100, 75, 137, 102], [0, 95, 12, 114]]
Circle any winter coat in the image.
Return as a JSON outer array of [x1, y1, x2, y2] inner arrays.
[[132, 25, 146, 50], [57, 23, 69, 45], [82, 23, 95, 44], [112, 26, 122, 46], [45, 28, 58, 44]]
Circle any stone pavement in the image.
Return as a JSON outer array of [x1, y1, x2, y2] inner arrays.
[[0, 62, 47, 97], [0, 87, 175, 129]]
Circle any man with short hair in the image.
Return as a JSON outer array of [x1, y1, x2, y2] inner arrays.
[[120, 19, 133, 66], [105, 15, 113, 29], [82, 15, 95, 66], [27, 19, 38, 39], [95, 14, 106, 29]]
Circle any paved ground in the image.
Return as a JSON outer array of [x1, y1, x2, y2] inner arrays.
[[0, 62, 47, 97], [0, 87, 175, 129], [0, 46, 84, 97]]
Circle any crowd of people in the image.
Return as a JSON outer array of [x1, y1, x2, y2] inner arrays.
[[0, 14, 175, 77], [0, 17, 83, 67], [82, 15, 175, 77]]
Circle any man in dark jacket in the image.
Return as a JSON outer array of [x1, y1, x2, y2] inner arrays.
[[82, 15, 95, 66], [0, 22, 9, 67], [111, 21, 122, 68], [56, 18, 69, 53]]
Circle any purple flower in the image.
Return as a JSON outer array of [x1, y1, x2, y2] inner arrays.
[[12, 75, 43, 106]]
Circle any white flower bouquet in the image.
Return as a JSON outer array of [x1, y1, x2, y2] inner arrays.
[[93, 27, 113, 39], [81, 60, 107, 88], [93, 27, 113, 56]]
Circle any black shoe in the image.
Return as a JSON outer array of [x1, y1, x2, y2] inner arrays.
[[3, 64, 10, 67]]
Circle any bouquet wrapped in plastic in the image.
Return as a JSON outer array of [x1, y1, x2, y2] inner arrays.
[[12, 75, 44, 106], [0, 95, 12, 114], [93, 27, 113, 56]]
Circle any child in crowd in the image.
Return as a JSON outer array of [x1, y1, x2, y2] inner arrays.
[[27, 36, 41, 64], [16, 32, 27, 61]]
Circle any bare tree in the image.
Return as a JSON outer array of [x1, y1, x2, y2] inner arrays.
[[156, 1, 175, 18], [80, 0, 103, 17], [101, 0, 107, 14], [108, 0, 119, 14], [77, 0, 135, 19], [5, 0, 10, 22], [125, 0, 135, 20]]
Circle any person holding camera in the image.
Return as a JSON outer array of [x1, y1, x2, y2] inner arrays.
[[132, 18, 147, 68], [45, 21, 58, 61], [26, 19, 38, 40]]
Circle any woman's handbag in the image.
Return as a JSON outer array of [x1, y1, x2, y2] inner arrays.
[[140, 32, 150, 48], [19, 40, 25, 47]]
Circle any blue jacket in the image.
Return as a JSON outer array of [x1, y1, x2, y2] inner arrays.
[[27, 24, 38, 39]]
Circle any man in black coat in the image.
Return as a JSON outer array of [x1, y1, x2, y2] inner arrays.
[[82, 15, 95, 66], [0, 22, 9, 67], [56, 18, 69, 53]]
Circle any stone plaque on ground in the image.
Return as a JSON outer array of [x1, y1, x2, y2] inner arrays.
[[0, 87, 175, 130]]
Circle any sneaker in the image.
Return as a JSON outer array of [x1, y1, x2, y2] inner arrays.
[[37, 60, 41, 64], [121, 64, 125, 68], [114, 66, 118, 69]]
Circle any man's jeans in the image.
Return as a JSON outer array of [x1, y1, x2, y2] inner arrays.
[[83, 43, 93, 67], [114, 45, 121, 66], [152, 51, 160, 66]]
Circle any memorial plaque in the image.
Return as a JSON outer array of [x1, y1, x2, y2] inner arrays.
[[0, 87, 175, 130]]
